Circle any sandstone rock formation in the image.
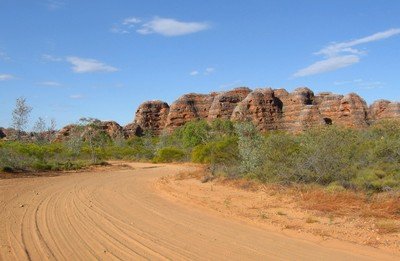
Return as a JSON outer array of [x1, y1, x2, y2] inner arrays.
[[208, 87, 251, 120], [127, 86, 399, 135], [123, 123, 143, 138], [231, 88, 283, 131], [369, 100, 400, 122], [55, 121, 124, 141], [48, 87, 399, 140], [134, 101, 169, 135], [165, 93, 216, 130]]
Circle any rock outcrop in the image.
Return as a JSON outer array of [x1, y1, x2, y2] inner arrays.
[[231, 88, 283, 131], [123, 123, 143, 138], [165, 93, 216, 130], [126, 87, 399, 135], [369, 100, 400, 122], [55, 121, 124, 141], [208, 87, 251, 120], [134, 101, 169, 135], [45, 87, 399, 140]]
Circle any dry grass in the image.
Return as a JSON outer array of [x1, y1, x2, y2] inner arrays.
[[298, 188, 400, 220], [305, 216, 319, 224], [174, 169, 206, 180], [216, 178, 260, 192], [375, 220, 400, 234], [174, 169, 400, 221]]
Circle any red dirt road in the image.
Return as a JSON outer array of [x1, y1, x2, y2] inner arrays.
[[0, 163, 397, 260]]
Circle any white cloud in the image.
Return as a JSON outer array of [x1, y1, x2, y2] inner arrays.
[[333, 79, 363, 85], [69, 94, 84, 99], [190, 67, 216, 76], [334, 79, 384, 89], [66, 56, 118, 73], [137, 17, 209, 36], [219, 80, 242, 89], [204, 67, 215, 75], [38, 81, 62, 87], [46, 0, 65, 10], [123, 17, 141, 26], [42, 54, 63, 62], [190, 70, 199, 76], [110, 26, 129, 34], [0, 52, 10, 61], [293, 28, 400, 77], [0, 74, 14, 81], [293, 55, 360, 77], [112, 16, 209, 36], [316, 28, 400, 57]]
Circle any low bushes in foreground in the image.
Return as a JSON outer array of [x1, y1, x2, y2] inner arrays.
[[1, 119, 399, 193]]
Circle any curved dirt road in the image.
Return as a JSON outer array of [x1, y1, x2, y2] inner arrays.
[[0, 163, 397, 260]]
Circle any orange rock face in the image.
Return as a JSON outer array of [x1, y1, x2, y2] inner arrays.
[[55, 121, 124, 141], [208, 87, 252, 121], [231, 88, 283, 131], [165, 93, 216, 130], [127, 87, 398, 135], [134, 101, 170, 135], [369, 100, 400, 122], [49, 87, 399, 139]]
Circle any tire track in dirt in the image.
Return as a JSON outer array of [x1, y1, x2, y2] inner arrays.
[[1, 163, 398, 260]]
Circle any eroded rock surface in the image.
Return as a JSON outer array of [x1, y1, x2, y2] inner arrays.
[[165, 93, 216, 130], [208, 87, 251, 121], [134, 101, 169, 135], [369, 100, 400, 122], [51, 87, 399, 139]]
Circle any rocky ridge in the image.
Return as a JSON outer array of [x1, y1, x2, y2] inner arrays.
[[130, 87, 400, 134], [1, 87, 399, 141]]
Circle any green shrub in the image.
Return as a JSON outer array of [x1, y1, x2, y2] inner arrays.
[[191, 137, 238, 164], [153, 147, 186, 163]]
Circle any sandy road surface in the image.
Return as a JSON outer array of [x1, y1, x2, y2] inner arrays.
[[0, 163, 397, 260]]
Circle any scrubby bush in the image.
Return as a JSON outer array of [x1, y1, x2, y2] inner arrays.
[[1, 117, 399, 193], [235, 122, 263, 176], [153, 147, 186, 163]]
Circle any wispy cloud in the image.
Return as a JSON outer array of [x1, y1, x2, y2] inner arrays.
[[0, 74, 15, 81], [112, 16, 210, 36], [219, 80, 242, 89], [46, 0, 65, 10], [204, 67, 215, 75], [334, 78, 385, 89], [316, 28, 400, 57], [190, 67, 215, 76], [293, 55, 360, 77], [66, 57, 118, 73], [293, 28, 400, 77], [69, 94, 84, 99], [42, 54, 63, 62], [137, 17, 209, 36], [0, 52, 10, 61], [123, 17, 141, 26], [38, 81, 62, 87]]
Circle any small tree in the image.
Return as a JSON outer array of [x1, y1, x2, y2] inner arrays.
[[12, 97, 32, 140], [78, 118, 110, 164], [234, 122, 263, 176], [33, 117, 47, 143]]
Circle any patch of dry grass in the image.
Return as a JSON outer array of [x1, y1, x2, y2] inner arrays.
[[299, 188, 400, 220], [173, 168, 400, 221], [174, 169, 206, 180], [376, 220, 400, 234]]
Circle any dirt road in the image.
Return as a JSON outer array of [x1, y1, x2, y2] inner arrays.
[[0, 163, 397, 260]]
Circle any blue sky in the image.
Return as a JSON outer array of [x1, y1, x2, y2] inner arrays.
[[1, 0, 399, 129]]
